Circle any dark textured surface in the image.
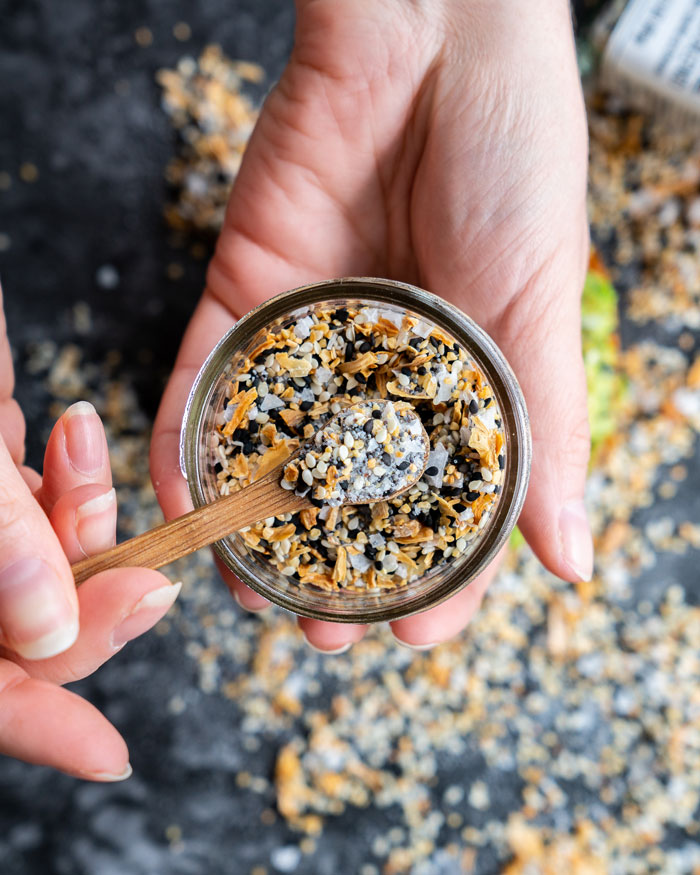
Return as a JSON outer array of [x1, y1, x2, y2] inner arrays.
[[4, 4, 700, 875]]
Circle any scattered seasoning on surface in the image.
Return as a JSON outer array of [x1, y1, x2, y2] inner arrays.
[[134, 26, 153, 47], [209, 303, 506, 592], [282, 400, 428, 507], [18, 162, 38, 183], [157, 46, 263, 234], [172, 21, 191, 41]]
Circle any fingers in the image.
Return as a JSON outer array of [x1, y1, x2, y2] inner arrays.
[[216, 558, 367, 652], [151, 293, 237, 521], [11, 569, 180, 686], [0, 398, 26, 466], [390, 554, 503, 648], [0, 282, 14, 395], [297, 617, 368, 654], [49, 483, 117, 563], [215, 557, 271, 613], [38, 401, 111, 516], [497, 276, 593, 583], [0, 436, 79, 661], [0, 658, 130, 781]]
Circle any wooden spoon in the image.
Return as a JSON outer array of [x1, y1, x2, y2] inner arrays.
[[71, 400, 430, 585]]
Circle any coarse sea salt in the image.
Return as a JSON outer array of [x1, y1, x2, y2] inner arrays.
[[425, 442, 449, 487]]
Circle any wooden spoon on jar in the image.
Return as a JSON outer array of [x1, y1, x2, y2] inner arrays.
[[71, 399, 430, 585]]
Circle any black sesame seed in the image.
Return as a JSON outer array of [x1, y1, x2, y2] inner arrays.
[[498, 454, 505, 469], [494, 485, 501, 493], [334, 308, 349, 322], [364, 420, 374, 433], [371, 409, 382, 419], [453, 503, 467, 513], [359, 340, 371, 353], [483, 397, 492, 407], [310, 497, 325, 508], [374, 560, 383, 570], [299, 399, 314, 411], [417, 366, 427, 376], [425, 465, 439, 477], [355, 373, 367, 384], [495, 419, 502, 428], [397, 460, 410, 471], [382, 452, 392, 466], [466, 491, 480, 502], [468, 399, 479, 414], [409, 338, 421, 349], [365, 544, 377, 558], [401, 366, 411, 376]]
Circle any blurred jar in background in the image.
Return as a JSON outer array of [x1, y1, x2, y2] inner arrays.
[[576, 0, 700, 126]]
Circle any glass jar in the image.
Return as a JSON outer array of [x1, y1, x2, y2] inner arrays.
[[180, 278, 531, 624]]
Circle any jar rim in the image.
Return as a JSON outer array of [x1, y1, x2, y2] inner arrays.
[[180, 277, 531, 623]]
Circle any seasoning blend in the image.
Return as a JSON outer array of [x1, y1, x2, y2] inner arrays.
[[181, 279, 531, 623]]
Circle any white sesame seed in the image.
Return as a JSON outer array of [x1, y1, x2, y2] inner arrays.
[[304, 453, 316, 468], [302, 469, 314, 486]]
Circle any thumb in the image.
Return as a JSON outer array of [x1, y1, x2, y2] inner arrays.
[[0, 436, 79, 659], [501, 286, 593, 582]]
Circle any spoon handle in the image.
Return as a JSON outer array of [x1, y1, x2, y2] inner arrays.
[[71, 469, 311, 585]]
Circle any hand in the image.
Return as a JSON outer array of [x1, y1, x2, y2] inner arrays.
[[152, 0, 592, 650], [0, 287, 180, 778]]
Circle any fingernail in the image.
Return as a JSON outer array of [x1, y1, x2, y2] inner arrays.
[[558, 500, 593, 582], [0, 558, 78, 659], [232, 588, 268, 613], [304, 640, 352, 655], [76, 488, 116, 556], [64, 401, 105, 475], [80, 763, 133, 782], [391, 634, 438, 651], [110, 582, 181, 650]]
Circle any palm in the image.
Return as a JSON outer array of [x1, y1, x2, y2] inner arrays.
[[152, 0, 592, 649]]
